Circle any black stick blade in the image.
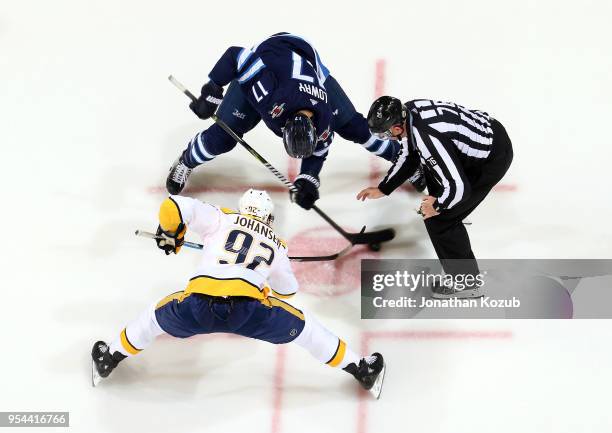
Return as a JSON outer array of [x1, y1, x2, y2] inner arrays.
[[346, 227, 395, 245]]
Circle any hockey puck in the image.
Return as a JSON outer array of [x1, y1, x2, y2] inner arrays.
[[368, 243, 381, 252]]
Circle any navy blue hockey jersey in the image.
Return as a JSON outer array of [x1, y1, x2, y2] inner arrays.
[[208, 33, 334, 154]]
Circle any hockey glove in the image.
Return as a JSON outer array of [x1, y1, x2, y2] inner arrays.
[[409, 167, 427, 193], [291, 175, 320, 210], [155, 223, 186, 255], [189, 81, 224, 120]]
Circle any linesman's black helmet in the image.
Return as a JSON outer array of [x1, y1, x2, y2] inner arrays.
[[283, 113, 317, 158], [367, 96, 407, 134]]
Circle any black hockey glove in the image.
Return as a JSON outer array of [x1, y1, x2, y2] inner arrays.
[[291, 175, 320, 210], [156, 223, 186, 255], [409, 167, 427, 193], [189, 81, 224, 120]]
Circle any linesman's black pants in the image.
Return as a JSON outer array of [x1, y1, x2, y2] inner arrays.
[[424, 119, 514, 279]]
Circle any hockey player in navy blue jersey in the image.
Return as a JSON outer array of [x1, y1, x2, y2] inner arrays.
[[166, 32, 403, 209]]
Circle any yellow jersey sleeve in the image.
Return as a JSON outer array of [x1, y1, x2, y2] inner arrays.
[[159, 197, 185, 234]]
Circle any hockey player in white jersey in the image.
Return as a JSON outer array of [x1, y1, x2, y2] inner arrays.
[[91, 190, 385, 398]]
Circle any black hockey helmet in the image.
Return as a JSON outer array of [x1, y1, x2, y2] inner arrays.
[[367, 96, 407, 134], [283, 113, 317, 158]]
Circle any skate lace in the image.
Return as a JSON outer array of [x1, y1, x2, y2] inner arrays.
[[443, 285, 457, 294], [363, 355, 378, 374], [171, 161, 192, 183], [360, 355, 378, 375]]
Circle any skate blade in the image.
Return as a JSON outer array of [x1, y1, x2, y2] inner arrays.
[[369, 363, 386, 400], [92, 360, 102, 387]]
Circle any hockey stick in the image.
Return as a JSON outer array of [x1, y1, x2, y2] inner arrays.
[[136, 229, 203, 250], [135, 229, 353, 262], [168, 75, 395, 248]]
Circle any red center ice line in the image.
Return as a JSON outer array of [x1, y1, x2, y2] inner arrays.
[[369, 59, 387, 186], [270, 345, 287, 433]]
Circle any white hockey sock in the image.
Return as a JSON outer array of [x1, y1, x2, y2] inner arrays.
[[109, 301, 166, 357], [292, 309, 360, 369]]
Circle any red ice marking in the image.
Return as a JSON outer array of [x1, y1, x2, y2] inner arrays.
[[368, 59, 387, 186], [362, 330, 513, 341], [287, 158, 298, 183], [355, 329, 513, 433], [373, 59, 386, 100], [270, 345, 287, 433], [289, 226, 379, 297], [492, 183, 518, 192]]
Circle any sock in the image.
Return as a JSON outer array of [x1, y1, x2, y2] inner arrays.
[[292, 309, 359, 369], [182, 131, 216, 168]]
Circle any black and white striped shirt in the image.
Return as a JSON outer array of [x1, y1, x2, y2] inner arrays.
[[378, 99, 495, 210]]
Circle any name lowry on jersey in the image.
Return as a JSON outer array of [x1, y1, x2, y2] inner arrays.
[[298, 82, 327, 103], [233, 215, 285, 249]]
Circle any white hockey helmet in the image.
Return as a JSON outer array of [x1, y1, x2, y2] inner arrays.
[[239, 189, 274, 224]]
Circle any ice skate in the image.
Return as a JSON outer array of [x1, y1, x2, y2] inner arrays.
[[344, 352, 386, 399], [91, 341, 124, 387], [431, 282, 484, 299], [166, 157, 192, 195]]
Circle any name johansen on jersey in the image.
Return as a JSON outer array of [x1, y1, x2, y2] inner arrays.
[[232, 214, 285, 249]]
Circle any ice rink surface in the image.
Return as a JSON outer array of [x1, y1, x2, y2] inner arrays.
[[2, 0, 612, 432]]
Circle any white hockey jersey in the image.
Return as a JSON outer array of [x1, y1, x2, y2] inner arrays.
[[165, 195, 298, 300]]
